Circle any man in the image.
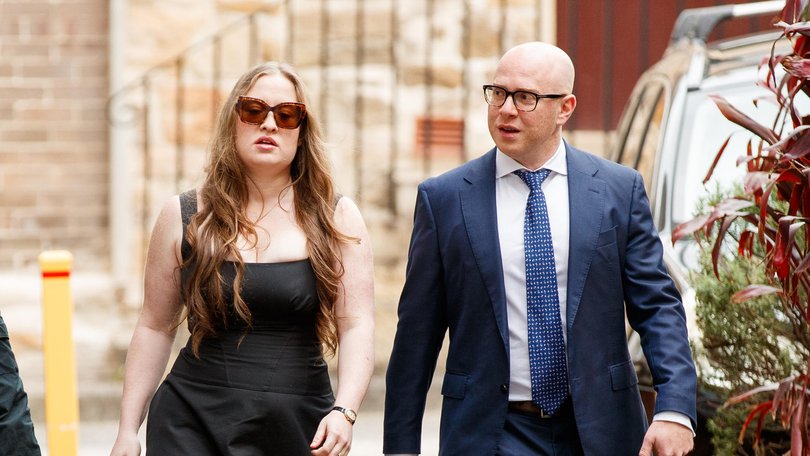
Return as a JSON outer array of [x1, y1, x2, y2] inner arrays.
[[383, 42, 696, 455], [0, 313, 41, 456]]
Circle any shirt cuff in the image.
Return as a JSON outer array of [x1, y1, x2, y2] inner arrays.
[[653, 411, 695, 437]]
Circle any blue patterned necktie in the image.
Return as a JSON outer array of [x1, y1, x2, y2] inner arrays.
[[514, 169, 568, 415]]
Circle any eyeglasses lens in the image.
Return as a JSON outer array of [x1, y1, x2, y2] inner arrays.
[[236, 97, 306, 129], [513, 92, 536, 110], [484, 86, 538, 111], [484, 86, 505, 106], [273, 104, 305, 129]]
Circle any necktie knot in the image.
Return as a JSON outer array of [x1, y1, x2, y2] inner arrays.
[[514, 169, 551, 192]]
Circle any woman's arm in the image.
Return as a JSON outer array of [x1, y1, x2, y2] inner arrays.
[[110, 196, 185, 456], [311, 196, 375, 456], [332, 196, 375, 418]]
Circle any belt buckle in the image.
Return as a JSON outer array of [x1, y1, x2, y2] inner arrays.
[[509, 401, 554, 418]]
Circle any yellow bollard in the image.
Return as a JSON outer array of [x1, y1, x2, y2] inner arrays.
[[39, 250, 79, 456]]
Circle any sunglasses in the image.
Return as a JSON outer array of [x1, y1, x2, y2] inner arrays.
[[235, 96, 307, 129]]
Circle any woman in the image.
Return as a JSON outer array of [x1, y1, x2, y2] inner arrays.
[[110, 62, 375, 456]]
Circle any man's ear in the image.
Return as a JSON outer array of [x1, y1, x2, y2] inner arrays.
[[558, 94, 577, 125]]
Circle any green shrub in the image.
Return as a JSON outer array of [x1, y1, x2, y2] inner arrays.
[[690, 188, 807, 453]]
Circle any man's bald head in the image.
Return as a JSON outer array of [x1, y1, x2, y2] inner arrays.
[[496, 42, 575, 94]]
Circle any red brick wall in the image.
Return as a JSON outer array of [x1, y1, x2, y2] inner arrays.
[[0, 0, 109, 270]]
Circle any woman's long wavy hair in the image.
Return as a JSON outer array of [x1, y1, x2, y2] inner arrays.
[[182, 62, 351, 357]]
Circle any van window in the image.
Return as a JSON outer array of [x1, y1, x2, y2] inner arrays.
[[673, 80, 810, 227], [616, 83, 667, 195]]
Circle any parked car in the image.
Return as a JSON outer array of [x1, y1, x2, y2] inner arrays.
[[609, 0, 789, 451]]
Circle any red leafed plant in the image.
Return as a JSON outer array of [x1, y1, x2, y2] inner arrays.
[[672, 0, 810, 452]]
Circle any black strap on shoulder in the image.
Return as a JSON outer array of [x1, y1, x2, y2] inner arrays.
[[179, 189, 198, 262]]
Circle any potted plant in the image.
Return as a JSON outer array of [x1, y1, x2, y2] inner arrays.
[[673, 0, 810, 452], [687, 186, 802, 453]]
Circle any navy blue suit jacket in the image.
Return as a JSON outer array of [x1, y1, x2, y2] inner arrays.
[[383, 145, 697, 455]]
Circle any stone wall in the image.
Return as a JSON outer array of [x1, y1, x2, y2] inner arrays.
[[0, 0, 109, 271], [116, 0, 559, 248], [0, 0, 554, 277], [0, 0, 605, 278]]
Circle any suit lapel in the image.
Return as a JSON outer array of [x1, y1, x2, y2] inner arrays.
[[460, 149, 509, 350], [565, 146, 605, 332]]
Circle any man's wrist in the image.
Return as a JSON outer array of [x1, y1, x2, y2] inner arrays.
[[653, 411, 695, 437]]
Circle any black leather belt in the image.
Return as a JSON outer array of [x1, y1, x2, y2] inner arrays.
[[508, 397, 572, 419]]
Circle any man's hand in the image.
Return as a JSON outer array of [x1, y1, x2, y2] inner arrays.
[[639, 421, 693, 456]]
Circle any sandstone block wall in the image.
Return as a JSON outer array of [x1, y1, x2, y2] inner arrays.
[[0, 0, 605, 277]]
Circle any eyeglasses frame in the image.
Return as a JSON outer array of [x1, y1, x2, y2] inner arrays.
[[234, 96, 307, 129], [482, 84, 567, 112]]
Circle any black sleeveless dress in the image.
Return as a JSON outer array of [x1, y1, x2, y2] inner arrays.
[[145, 191, 334, 455]]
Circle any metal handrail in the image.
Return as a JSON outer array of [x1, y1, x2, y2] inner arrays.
[[106, 9, 269, 126]]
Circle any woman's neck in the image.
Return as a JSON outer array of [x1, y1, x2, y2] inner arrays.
[[245, 173, 293, 203]]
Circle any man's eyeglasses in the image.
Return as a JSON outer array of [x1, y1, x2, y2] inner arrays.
[[482, 85, 567, 112], [235, 96, 307, 129]]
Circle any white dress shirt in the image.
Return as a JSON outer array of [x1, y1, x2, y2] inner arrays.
[[496, 142, 569, 401]]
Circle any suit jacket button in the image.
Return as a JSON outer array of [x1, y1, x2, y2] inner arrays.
[[500, 384, 508, 394]]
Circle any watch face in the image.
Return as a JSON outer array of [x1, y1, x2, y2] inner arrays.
[[346, 409, 357, 421]]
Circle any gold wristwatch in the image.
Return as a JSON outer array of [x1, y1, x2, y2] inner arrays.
[[332, 406, 357, 425]]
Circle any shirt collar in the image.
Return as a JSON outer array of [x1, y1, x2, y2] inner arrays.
[[495, 140, 568, 179]]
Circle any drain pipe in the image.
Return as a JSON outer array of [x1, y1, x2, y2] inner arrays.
[[108, 0, 134, 306]]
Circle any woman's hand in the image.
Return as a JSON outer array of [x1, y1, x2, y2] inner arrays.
[[110, 431, 141, 456], [309, 410, 353, 456]]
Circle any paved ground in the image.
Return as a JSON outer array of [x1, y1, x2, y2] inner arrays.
[[32, 409, 441, 455]]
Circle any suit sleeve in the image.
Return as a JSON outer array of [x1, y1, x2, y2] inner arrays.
[[383, 184, 449, 454], [622, 172, 698, 428]]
